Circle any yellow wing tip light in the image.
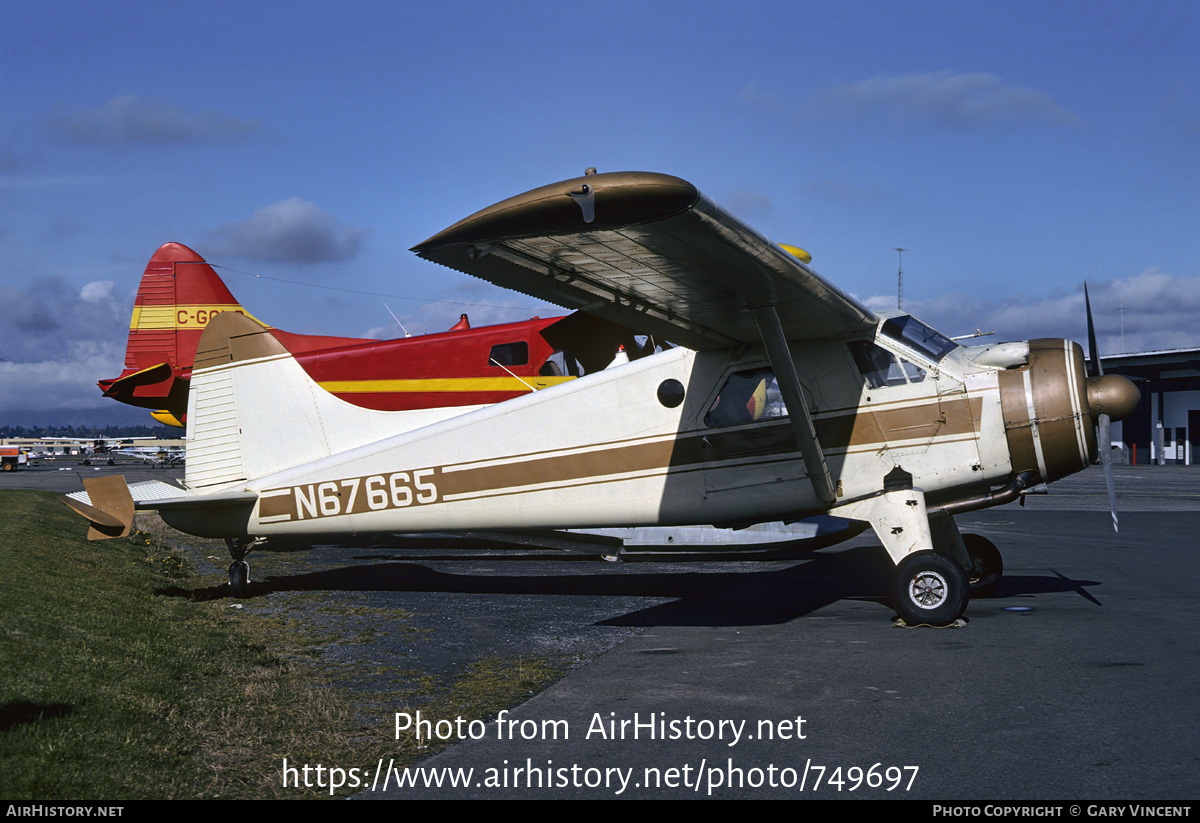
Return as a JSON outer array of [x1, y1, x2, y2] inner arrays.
[[778, 244, 812, 265]]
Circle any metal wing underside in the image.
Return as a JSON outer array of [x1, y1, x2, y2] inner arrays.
[[412, 171, 877, 351]]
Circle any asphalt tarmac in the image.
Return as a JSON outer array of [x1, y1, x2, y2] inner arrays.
[[10, 462, 1198, 799]]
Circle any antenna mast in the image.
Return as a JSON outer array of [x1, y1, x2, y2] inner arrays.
[[893, 248, 907, 310]]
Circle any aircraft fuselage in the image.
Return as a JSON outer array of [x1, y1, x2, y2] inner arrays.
[[163, 311, 1095, 547]]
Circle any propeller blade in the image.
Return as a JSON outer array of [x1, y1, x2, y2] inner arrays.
[[1098, 412, 1118, 532], [1085, 283, 1118, 531], [1084, 282, 1103, 377]]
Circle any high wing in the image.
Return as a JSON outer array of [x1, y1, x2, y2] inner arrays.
[[412, 171, 877, 351]]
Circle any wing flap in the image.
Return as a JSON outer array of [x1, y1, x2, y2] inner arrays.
[[414, 172, 877, 350]]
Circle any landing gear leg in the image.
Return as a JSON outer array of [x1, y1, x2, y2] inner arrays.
[[833, 486, 971, 626], [225, 537, 255, 597]]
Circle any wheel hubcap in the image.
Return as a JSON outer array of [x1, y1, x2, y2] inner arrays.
[[909, 571, 948, 609]]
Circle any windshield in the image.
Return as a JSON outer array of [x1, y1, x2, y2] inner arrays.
[[880, 315, 958, 363]]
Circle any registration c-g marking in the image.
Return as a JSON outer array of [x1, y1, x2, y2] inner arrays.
[[175, 308, 245, 326], [291, 469, 438, 520]]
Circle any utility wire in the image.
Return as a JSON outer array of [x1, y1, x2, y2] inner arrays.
[[210, 263, 550, 312]]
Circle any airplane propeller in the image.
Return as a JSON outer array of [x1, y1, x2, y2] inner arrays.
[[1083, 283, 1140, 532]]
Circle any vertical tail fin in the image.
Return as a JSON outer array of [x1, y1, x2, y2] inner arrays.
[[124, 242, 251, 376], [100, 243, 370, 426], [98, 243, 260, 425]]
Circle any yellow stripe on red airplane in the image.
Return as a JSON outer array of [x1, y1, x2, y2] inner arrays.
[[130, 305, 269, 330], [318, 376, 577, 394]]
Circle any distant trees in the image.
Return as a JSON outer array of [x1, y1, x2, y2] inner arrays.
[[0, 424, 182, 440]]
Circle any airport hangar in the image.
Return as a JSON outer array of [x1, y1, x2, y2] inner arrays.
[[1103, 346, 1200, 466]]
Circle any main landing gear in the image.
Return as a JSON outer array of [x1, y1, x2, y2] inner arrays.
[[225, 537, 256, 597], [889, 533, 1004, 626], [890, 551, 970, 626]]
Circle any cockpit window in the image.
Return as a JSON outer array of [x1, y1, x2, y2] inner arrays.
[[705, 367, 788, 427], [488, 342, 529, 367], [849, 341, 927, 389], [849, 341, 905, 388], [880, 315, 958, 362]]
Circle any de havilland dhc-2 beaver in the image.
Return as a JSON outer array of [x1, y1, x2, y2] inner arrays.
[[65, 170, 1139, 626], [94, 239, 859, 554]]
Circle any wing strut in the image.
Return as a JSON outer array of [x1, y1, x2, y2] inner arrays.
[[751, 306, 837, 508]]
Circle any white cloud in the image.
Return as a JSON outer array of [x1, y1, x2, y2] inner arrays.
[[79, 280, 115, 303], [0, 277, 130, 411], [0, 340, 127, 410], [208, 198, 367, 264], [813, 71, 1080, 130], [44, 95, 262, 145]]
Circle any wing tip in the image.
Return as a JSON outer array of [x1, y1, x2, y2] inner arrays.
[[412, 171, 699, 252]]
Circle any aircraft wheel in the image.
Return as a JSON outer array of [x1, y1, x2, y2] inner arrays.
[[891, 551, 969, 626], [229, 560, 250, 598], [964, 533, 1003, 597]]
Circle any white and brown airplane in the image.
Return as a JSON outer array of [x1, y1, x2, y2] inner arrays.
[[65, 171, 1139, 626]]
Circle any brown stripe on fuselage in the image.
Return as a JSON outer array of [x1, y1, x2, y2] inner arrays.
[[428, 396, 981, 497], [257, 395, 982, 521], [437, 438, 679, 497], [259, 490, 295, 520]]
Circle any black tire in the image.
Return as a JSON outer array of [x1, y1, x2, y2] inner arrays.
[[2, 461, 13, 472], [963, 533, 1003, 597], [229, 560, 251, 597], [891, 551, 970, 626]]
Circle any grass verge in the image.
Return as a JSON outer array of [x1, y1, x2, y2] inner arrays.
[[0, 490, 565, 799]]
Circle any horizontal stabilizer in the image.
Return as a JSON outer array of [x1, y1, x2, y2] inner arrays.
[[65, 479, 256, 512], [99, 362, 174, 397]]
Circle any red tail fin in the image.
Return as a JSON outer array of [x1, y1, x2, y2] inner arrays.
[[98, 243, 252, 422], [125, 243, 249, 375], [100, 243, 372, 426]]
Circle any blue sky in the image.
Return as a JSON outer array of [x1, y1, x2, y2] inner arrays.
[[2, 0, 1197, 412]]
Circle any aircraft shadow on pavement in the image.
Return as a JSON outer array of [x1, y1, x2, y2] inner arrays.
[[159, 544, 1103, 626]]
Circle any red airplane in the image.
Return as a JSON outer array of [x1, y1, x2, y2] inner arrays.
[[100, 243, 643, 426]]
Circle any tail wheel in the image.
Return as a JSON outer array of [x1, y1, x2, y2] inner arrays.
[[891, 551, 970, 626], [963, 533, 1003, 597]]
